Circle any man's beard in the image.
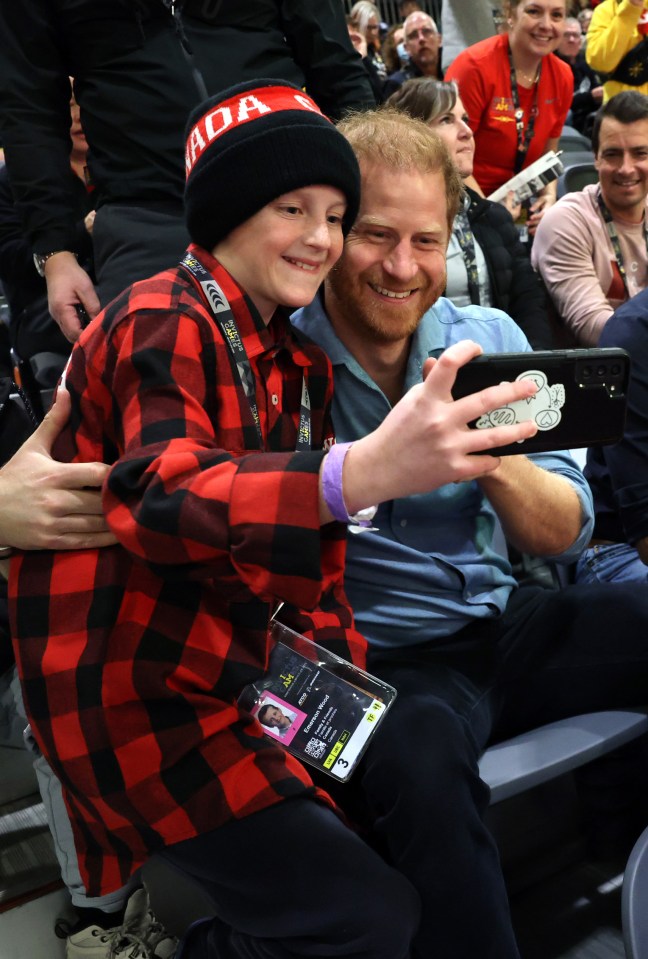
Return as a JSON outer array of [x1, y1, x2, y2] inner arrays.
[[326, 260, 445, 345]]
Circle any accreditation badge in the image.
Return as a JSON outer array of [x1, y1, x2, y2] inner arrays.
[[238, 620, 396, 781]]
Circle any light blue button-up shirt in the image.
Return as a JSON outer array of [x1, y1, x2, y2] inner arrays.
[[292, 294, 593, 649]]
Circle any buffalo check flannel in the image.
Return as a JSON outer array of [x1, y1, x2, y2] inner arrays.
[[10, 246, 366, 896]]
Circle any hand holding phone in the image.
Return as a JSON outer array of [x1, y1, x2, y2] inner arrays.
[[451, 348, 630, 455]]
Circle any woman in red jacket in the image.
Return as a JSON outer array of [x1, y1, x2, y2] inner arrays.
[[446, 0, 572, 233]]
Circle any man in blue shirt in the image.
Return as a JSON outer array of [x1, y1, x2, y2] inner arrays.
[[292, 108, 648, 959]]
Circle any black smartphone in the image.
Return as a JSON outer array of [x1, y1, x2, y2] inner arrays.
[[451, 348, 630, 456]]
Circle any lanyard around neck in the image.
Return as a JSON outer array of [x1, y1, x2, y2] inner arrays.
[[508, 41, 542, 174], [596, 189, 648, 296], [454, 203, 480, 305], [179, 252, 312, 452]]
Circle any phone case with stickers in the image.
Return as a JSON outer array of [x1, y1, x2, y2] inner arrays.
[[451, 348, 630, 456]]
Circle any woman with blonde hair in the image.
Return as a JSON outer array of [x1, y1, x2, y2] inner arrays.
[[350, 1, 387, 80]]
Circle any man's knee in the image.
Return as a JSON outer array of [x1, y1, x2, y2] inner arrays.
[[342, 866, 420, 959], [555, 582, 648, 656], [363, 693, 483, 798]]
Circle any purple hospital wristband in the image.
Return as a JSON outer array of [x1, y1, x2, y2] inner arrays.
[[322, 442, 378, 531]]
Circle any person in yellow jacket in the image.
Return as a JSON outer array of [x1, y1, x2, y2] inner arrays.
[[587, 0, 648, 101]]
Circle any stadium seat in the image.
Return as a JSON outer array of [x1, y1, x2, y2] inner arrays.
[[480, 710, 648, 804], [559, 124, 593, 153], [623, 823, 648, 958], [557, 162, 598, 198]]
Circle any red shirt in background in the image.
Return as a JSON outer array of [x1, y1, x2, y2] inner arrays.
[[446, 33, 573, 197]]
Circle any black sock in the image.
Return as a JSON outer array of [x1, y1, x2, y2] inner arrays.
[[71, 904, 127, 933]]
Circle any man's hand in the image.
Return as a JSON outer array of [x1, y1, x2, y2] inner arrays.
[[527, 192, 556, 235], [348, 27, 368, 57], [334, 340, 539, 518], [45, 251, 100, 342], [0, 389, 116, 550], [499, 190, 522, 221]]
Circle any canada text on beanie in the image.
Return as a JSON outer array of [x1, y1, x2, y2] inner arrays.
[[184, 79, 361, 251]]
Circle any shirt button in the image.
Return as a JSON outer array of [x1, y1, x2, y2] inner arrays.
[[271, 394, 279, 406], [400, 519, 407, 528]]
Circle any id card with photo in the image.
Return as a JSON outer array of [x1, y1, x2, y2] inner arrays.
[[238, 621, 396, 781]]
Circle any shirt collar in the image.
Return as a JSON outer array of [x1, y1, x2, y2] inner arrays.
[[293, 288, 448, 392], [187, 243, 313, 367]]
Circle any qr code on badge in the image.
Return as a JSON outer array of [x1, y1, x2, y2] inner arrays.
[[305, 737, 327, 760]]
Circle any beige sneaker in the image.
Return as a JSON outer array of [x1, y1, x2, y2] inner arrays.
[[65, 888, 177, 959], [65, 923, 126, 959], [122, 888, 177, 958]]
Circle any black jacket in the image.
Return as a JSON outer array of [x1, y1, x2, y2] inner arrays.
[[0, 166, 92, 319], [585, 289, 648, 544], [557, 52, 602, 136], [0, 164, 92, 357], [0, 0, 375, 254], [466, 188, 552, 350]]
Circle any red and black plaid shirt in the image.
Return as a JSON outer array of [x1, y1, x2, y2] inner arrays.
[[10, 246, 366, 896]]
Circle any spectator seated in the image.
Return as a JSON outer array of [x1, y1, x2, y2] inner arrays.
[[556, 18, 603, 138], [383, 10, 443, 98], [532, 92, 648, 345]]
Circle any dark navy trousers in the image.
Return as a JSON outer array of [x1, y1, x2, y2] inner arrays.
[[158, 796, 420, 958], [92, 204, 189, 306], [348, 582, 648, 959]]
